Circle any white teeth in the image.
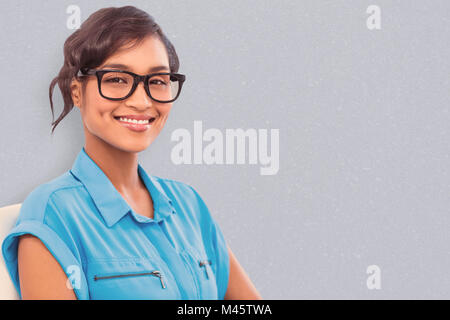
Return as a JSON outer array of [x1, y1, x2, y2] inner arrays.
[[118, 117, 150, 124]]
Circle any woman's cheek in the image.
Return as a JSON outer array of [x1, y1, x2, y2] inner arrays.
[[83, 111, 109, 138]]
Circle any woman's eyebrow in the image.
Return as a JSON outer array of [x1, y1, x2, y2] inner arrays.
[[101, 63, 170, 72]]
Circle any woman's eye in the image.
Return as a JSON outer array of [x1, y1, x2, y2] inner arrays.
[[105, 77, 127, 83], [149, 79, 167, 86]]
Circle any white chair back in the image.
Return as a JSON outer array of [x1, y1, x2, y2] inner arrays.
[[0, 203, 21, 300]]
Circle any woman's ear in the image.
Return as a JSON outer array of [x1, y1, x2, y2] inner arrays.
[[70, 77, 82, 109]]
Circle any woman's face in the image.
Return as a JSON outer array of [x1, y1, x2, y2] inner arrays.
[[71, 35, 173, 153]]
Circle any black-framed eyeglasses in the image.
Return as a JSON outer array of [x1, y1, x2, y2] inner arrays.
[[76, 68, 186, 103]]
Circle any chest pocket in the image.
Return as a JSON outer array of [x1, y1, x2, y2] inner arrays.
[[85, 257, 181, 300], [179, 245, 218, 299]]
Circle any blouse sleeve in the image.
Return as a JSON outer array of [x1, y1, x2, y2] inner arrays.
[[208, 214, 230, 300], [1, 193, 89, 300], [187, 185, 230, 300]]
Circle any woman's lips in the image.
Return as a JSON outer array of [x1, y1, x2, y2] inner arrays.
[[114, 117, 154, 132]]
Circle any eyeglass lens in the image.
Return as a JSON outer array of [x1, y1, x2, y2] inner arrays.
[[100, 71, 180, 101]]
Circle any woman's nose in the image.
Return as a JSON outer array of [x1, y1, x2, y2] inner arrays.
[[128, 81, 152, 106]]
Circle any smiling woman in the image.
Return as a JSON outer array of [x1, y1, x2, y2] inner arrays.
[[1, 5, 261, 300]]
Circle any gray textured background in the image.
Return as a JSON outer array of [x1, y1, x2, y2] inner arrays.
[[0, 0, 449, 299]]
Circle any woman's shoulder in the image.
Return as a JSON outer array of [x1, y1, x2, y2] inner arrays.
[[150, 174, 202, 202], [150, 175, 214, 223], [2, 171, 90, 300], [17, 171, 83, 223]]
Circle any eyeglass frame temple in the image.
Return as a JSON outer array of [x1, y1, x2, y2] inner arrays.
[[76, 68, 186, 102]]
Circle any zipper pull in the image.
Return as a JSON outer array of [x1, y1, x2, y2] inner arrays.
[[152, 271, 166, 289], [199, 260, 212, 279]]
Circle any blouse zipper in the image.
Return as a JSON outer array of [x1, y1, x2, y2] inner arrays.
[[93, 270, 166, 289], [199, 260, 212, 279]]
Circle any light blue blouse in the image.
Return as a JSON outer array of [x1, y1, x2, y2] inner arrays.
[[1, 147, 229, 300]]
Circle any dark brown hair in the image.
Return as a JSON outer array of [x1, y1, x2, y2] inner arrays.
[[48, 5, 180, 134]]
